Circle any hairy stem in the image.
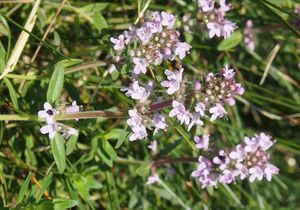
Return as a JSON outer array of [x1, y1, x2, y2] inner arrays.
[[151, 157, 198, 167]]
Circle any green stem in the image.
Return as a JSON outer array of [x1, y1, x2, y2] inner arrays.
[[0, 115, 41, 121], [54, 110, 128, 121], [0, 99, 173, 122]]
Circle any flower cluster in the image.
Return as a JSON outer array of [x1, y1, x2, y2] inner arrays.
[[123, 81, 167, 141], [123, 65, 243, 140], [166, 65, 244, 131], [197, 0, 237, 38], [244, 20, 255, 51], [38, 101, 79, 139], [110, 11, 191, 75], [191, 133, 279, 188]]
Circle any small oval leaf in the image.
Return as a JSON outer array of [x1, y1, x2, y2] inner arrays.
[[47, 62, 64, 102], [217, 31, 242, 51]]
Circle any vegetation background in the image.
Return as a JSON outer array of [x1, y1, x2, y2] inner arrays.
[[0, 0, 299, 209]]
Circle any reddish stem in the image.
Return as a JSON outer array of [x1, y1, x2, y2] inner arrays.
[[54, 99, 174, 121]]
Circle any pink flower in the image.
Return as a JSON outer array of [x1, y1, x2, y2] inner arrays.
[[174, 42, 191, 60], [66, 101, 80, 114], [229, 144, 246, 162], [219, 0, 231, 12], [146, 174, 161, 185], [249, 166, 264, 182], [244, 136, 259, 153], [133, 57, 148, 75], [221, 65, 235, 80], [219, 169, 235, 184], [257, 133, 274, 151], [161, 68, 184, 95], [195, 102, 206, 116], [234, 163, 248, 180], [213, 150, 230, 170], [136, 26, 153, 44], [207, 22, 222, 38], [222, 20, 237, 38], [146, 21, 162, 33], [209, 103, 227, 121], [161, 12, 175, 28], [122, 81, 150, 102], [235, 83, 245, 95], [62, 127, 78, 139], [188, 113, 204, 131], [264, 164, 279, 181], [194, 134, 210, 150], [110, 34, 126, 51], [198, 0, 215, 12], [148, 140, 158, 154], [38, 102, 57, 124], [127, 109, 143, 128], [129, 126, 148, 141], [127, 109, 148, 141], [40, 122, 60, 139], [169, 101, 191, 125], [152, 113, 167, 134]]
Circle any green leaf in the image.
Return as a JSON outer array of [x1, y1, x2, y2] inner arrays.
[[66, 135, 78, 155], [115, 130, 129, 149], [53, 31, 61, 47], [0, 41, 6, 73], [47, 62, 64, 102], [23, 200, 54, 210], [105, 171, 121, 210], [98, 141, 113, 167], [73, 176, 90, 199], [16, 172, 32, 205], [3, 78, 18, 109], [80, 3, 108, 12], [0, 122, 3, 145], [111, 70, 119, 80], [217, 31, 242, 51], [60, 59, 83, 68], [120, 64, 128, 75], [93, 11, 108, 32], [50, 134, 66, 174], [53, 198, 78, 210], [104, 128, 125, 140], [0, 15, 11, 60], [35, 173, 53, 203], [135, 163, 150, 177]]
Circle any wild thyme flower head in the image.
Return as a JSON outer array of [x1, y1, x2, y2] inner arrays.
[[197, 0, 237, 38], [196, 65, 244, 107], [110, 11, 191, 75], [123, 64, 244, 139], [192, 133, 279, 188], [38, 101, 80, 139]]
